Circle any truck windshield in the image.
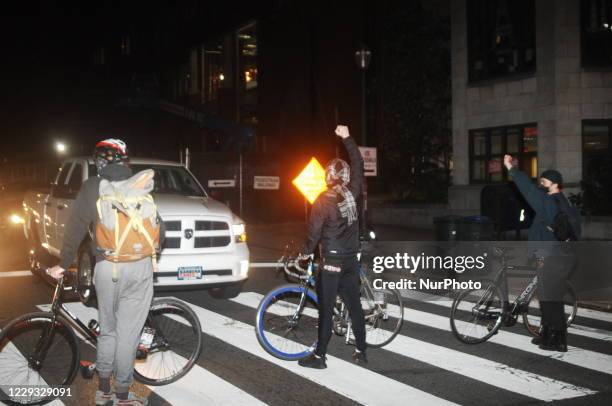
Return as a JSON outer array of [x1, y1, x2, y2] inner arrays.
[[130, 164, 207, 197]]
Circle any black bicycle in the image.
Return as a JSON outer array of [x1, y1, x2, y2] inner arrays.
[[0, 275, 203, 405], [450, 247, 578, 344]]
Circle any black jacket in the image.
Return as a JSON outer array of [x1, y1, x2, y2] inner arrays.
[[303, 137, 364, 258], [59, 164, 164, 269], [509, 167, 568, 257]]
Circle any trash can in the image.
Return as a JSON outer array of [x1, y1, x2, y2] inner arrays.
[[459, 215, 495, 241], [433, 215, 463, 242]]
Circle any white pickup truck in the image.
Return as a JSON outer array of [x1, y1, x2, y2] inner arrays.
[[22, 157, 249, 301]]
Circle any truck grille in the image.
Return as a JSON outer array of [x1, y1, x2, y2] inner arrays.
[[165, 221, 181, 231], [164, 238, 181, 249], [194, 236, 231, 248], [195, 221, 228, 231], [162, 219, 231, 250]]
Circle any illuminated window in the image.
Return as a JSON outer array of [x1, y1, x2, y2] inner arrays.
[[467, 0, 536, 82], [238, 22, 258, 126], [203, 40, 224, 102], [121, 35, 131, 56], [470, 124, 538, 183]]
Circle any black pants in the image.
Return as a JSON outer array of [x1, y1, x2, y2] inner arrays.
[[315, 256, 367, 356], [538, 255, 572, 331]]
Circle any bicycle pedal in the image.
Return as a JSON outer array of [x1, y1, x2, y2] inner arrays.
[[79, 361, 96, 379]]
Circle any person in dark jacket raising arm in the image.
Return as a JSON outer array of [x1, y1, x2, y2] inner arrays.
[[503, 154, 572, 352], [298, 124, 367, 369]]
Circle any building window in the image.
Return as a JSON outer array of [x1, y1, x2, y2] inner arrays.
[[467, 0, 536, 82], [203, 40, 224, 102], [237, 22, 258, 126], [121, 35, 131, 56], [582, 120, 612, 214], [470, 124, 538, 183], [581, 0, 612, 67]]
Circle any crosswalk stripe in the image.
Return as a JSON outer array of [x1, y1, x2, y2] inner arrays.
[[167, 296, 459, 406], [389, 292, 612, 375], [231, 292, 595, 401], [0, 329, 66, 406], [402, 290, 612, 341], [41, 302, 267, 406]]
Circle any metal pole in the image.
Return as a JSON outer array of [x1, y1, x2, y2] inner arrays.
[[239, 153, 244, 217], [361, 70, 367, 146], [185, 148, 191, 170]]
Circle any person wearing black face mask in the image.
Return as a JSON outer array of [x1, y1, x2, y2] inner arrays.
[[503, 155, 571, 352]]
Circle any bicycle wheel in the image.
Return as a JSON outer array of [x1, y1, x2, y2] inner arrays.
[[133, 298, 203, 386], [522, 282, 578, 337], [359, 282, 404, 348], [255, 284, 319, 360], [450, 282, 505, 344], [0, 312, 79, 405]]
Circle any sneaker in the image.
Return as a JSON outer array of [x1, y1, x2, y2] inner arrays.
[[114, 392, 149, 406], [352, 350, 368, 364], [95, 390, 114, 406], [298, 353, 327, 369]]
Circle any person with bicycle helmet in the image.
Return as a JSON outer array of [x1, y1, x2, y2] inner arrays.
[[48, 138, 158, 405], [298, 125, 368, 369]]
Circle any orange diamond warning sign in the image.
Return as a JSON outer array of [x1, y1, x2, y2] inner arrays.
[[292, 157, 327, 204]]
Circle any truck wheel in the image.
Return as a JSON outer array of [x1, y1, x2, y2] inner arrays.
[[27, 229, 42, 274], [208, 284, 243, 300], [77, 247, 96, 305]]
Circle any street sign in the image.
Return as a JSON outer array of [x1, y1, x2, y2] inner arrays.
[[359, 147, 377, 177], [208, 179, 236, 188], [292, 157, 327, 204], [254, 176, 280, 190]]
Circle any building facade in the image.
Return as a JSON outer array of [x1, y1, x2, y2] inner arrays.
[[450, 0, 612, 215]]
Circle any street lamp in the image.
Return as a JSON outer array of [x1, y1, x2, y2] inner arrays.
[[354, 45, 371, 146], [55, 142, 67, 154]]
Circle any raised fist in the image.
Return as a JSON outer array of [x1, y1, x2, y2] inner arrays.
[[335, 125, 350, 139]]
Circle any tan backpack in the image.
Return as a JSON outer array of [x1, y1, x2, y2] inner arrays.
[[95, 169, 160, 280]]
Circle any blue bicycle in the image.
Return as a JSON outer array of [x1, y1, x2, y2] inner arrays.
[[255, 255, 403, 361]]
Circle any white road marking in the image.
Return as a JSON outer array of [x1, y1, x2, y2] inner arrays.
[[232, 292, 595, 402], [0, 270, 33, 278], [167, 297, 458, 406], [52, 302, 267, 406]]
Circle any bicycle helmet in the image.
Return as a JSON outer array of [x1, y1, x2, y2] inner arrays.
[[94, 138, 129, 171]]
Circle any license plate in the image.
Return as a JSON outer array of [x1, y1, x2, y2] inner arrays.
[[178, 266, 203, 280]]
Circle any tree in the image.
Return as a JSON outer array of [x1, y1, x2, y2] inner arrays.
[[378, 0, 451, 203]]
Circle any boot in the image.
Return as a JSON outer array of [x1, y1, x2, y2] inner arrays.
[[298, 352, 327, 369], [531, 325, 549, 345], [539, 330, 568, 352]]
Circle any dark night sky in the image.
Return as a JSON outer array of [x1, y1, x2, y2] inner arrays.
[[0, 1, 102, 158]]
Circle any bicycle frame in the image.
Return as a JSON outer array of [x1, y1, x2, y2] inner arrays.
[[488, 253, 540, 319]]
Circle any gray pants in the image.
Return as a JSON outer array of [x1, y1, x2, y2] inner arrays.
[[93, 258, 154, 393]]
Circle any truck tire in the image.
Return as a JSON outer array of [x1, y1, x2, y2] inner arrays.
[[26, 228, 43, 274], [76, 245, 96, 305], [208, 284, 243, 300]]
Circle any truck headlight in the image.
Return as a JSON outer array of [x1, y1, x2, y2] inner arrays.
[[232, 223, 247, 243], [10, 214, 25, 225]]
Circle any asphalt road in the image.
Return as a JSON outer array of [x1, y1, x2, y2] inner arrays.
[[1, 224, 612, 406]]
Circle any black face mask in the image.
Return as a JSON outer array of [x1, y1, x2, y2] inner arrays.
[[538, 185, 549, 193]]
